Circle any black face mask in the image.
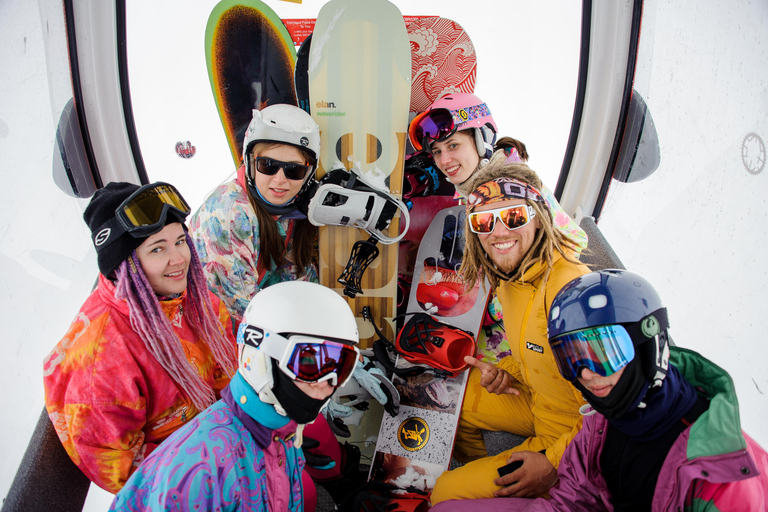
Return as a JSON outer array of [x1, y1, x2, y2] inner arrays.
[[573, 357, 650, 421], [271, 364, 332, 424]]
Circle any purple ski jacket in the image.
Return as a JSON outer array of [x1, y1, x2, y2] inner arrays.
[[433, 348, 768, 511], [109, 373, 305, 511]]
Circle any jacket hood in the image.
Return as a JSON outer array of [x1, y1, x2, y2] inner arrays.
[[670, 347, 746, 460]]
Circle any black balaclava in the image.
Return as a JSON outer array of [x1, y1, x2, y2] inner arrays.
[[573, 309, 671, 422], [271, 364, 332, 424], [573, 355, 649, 421]]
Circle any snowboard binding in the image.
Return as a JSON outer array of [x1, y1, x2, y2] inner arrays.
[[365, 307, 476, 378], [307, 167, 410, 244], [308, 167, 411, 297]]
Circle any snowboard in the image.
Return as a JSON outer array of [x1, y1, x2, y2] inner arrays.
[[308, 0, 411, 349], [398, 17, 478, 314], [369, 205, 491, 494], [294, 16, 477, 120], [407, 17, 477, 114], [294, 33, 312, 115], [205, 0, 298, 167]]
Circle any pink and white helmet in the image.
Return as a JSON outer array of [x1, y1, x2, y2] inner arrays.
[[426, 93, 497, 158], [429, 93, 497, 132]]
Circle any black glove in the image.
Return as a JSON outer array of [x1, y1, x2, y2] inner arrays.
[[302, 436, 335, 470]]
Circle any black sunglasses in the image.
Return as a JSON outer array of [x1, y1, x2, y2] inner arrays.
[[254, 156, 311, 181]]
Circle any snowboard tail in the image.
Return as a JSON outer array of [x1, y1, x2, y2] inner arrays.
[[206, 0, 298, 167]]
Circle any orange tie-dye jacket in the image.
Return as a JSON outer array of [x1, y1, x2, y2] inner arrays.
[[43, 274, 236, 493]]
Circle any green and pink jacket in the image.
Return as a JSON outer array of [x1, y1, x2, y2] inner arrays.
[[433, 347, 768, 511]]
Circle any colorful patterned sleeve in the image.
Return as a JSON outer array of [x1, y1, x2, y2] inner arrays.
[[190, 183, 261, 324], [43, 312, 156, 493]]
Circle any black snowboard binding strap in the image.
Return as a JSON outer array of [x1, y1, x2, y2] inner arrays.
[[338, 236, 380, 298], [364, 307, 433, 378]]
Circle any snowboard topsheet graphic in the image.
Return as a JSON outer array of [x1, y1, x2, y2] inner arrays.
[[206, 0, 298, 167], [408, 17, 477, 113], [308, 0, 411, 349], [370, 205, 491, 494]]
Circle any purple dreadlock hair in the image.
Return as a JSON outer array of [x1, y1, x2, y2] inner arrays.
[[114, 232, 237, 411]]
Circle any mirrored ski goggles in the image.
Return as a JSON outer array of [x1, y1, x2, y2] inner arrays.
[[254, 156, 311, 181], [238, 323, 360, 387], [468, 204, 536, 234], [550, 325, 635, 382], [116, 182, 190, 238], [408, 108, 457, 151]]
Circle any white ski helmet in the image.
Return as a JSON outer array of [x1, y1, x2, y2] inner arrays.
[[237, 281, 359, 417], [242, 104, 320, 170]]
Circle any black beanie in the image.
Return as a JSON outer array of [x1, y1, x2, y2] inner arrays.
[[83, 182, 187, 277]]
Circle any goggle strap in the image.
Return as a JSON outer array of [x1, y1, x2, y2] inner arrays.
[[92, 217, 127, 251], [449, 103, 491, 125]]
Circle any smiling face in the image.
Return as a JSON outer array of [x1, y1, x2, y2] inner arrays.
[[430, 130, 480, 185], [251, 144, 308, 205], [476, 198, 538, 274], [135, 222, 190, 296], [578, 366, 625, 398]]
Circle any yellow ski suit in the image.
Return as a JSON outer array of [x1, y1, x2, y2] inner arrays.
[[432, 254, 589, 503]]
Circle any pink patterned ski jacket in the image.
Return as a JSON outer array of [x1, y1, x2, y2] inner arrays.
[[43, 274, 236, 493]]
